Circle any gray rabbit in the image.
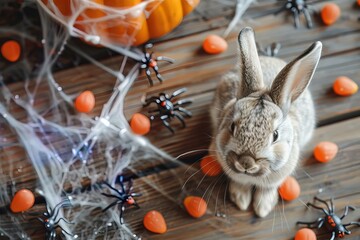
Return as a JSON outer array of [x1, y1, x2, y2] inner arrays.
[[208, 27, 322, 217]]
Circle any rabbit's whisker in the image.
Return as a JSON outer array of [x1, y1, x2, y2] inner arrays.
[[207, 174, 227, 214], [201, 172, 226, 208], [182, 167, 203, 190]]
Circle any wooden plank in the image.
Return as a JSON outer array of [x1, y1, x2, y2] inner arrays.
[[5, 117, 358, 240], [1, 0, 360, 187], [117, 117, 360, 240], [1, 0, 360, 239]]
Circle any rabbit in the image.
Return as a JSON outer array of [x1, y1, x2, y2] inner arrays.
[[208, 27, 322, 218]]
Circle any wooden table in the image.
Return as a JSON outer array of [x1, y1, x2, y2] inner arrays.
[[1, 0, 360, 239]]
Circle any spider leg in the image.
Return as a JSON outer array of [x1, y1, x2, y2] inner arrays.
[[330, 231, 336, 240], [102, 200, 120, 212], [330, 197, 335, 212], [55, 217, 74, 225], [143, 97, 160, 107], [144, 43, 153, 50], [145, 68, 154, 86], [307, 202, 329, 215], [152, 65, 163, 83], [50, 230, 57, 240], [156, 56, 175, 63], [314, 196, 332, 213], [160, 115, 174, 133], [265, 46, 272, 56], [174, 107, 192, 117], [124, 179, 133, 196], [118, 177, 126, 194], [270, 42, 281, 56], [103, 181, 123, 196], [343, 222, 360, 227], [51, 200, 71, 223], [302, 7, 313, 28], [344, 227, 351, 235], [131, 193, 142, 197], [174, 112, 186, 128], [256, 42, 267, 56], [101, 193, 123, 201], [60, 227, 74, 237], [174, 99, 192, 107], [149, 111, 161, 120], [140, 63, 147, 69], [291, 7, 300, 28], [340, 205, 356, 219], [119, 203, 125, 224], [132, 200, 141, 209], [296, 218, 323, 229], [170, 88, 187, 100]]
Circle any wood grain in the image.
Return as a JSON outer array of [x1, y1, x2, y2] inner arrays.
[[1, 0, 360, 239], [115, 117, 360, 240]]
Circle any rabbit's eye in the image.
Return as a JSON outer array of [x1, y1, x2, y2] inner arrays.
[[273, 130, 279, 142], [230, 122, 236, 135]]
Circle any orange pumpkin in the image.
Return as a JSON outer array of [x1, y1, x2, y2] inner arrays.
[[42, 0, 200, 46]]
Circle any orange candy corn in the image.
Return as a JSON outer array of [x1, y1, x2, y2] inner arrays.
[[10, 189, 35, 213], [321, 3, 341, 25], [278, 176, 300, 201], [75, 90, 95, 113], [183, 196, 207, 218], [1, 40, 21, 62], [202, 35, 228, 54], [333, 76, 358, 96], [143, 210, 167, 234], [130, 113, 151, 135], [313, 141, 338, 163], [295, 228, 317, 240], [200, 155, 222, 176]]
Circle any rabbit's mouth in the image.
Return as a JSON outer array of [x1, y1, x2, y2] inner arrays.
[[226, 151, 270, 177]]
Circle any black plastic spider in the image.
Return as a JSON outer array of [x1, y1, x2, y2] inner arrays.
[[140, 43, 175, 86], [297, 197, 360, 240], [143, 88, 192, 133], [101, 176, 141, 224], [275, 0, 313, 28], [36, 199, 75, 240], [256, 42, 281, 57]]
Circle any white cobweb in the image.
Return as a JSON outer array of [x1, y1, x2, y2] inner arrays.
[[0, 0, 257, 239], [0, 0, 187, 239]]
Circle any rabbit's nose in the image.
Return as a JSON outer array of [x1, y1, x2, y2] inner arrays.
[[238, 155, 259, 173], [228, 152, 259, 174]]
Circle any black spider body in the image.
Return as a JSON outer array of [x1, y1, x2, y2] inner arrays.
[[143, 88, 192, 133], [275, 0, 313, 28], [37, 199, 75, 240], [140, 43, 174, 86], [101, 176, 141, 224], [297, 197, 360, 240]]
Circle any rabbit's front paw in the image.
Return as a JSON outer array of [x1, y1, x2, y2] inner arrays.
[[229, 180, 252, 211], [253, 187, 278, 218]]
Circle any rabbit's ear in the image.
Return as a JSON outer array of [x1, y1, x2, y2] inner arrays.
[[238, 27, 264, 97], [270, 41, 322, 112]]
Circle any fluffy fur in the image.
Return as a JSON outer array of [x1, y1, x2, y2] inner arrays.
[[209, 27, 322, 217]]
